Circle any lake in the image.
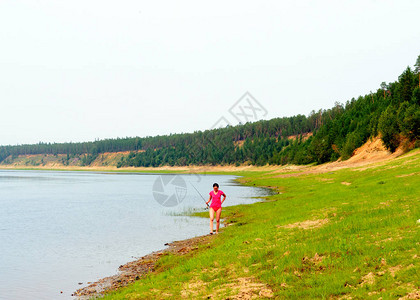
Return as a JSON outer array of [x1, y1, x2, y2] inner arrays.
[[0, 170, 267, 300]]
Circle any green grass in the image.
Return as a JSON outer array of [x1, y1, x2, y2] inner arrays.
[[99, 150, 419, 299]]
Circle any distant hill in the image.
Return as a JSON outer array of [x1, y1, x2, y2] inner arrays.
[[1, 56, 419, 168]]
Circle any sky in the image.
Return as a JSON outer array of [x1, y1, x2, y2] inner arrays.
[[0, 0, 419, 145]]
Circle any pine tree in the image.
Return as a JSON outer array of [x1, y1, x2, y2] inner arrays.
[[415, 55, 420, 88]]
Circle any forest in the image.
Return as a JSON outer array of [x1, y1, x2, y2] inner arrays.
[[1, 56, 419, 167]]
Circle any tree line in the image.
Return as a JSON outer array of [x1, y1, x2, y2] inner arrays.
[[1, 56, 419, 167]]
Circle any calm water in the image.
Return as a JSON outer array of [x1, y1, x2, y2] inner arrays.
[[0, 170, 267, 300]]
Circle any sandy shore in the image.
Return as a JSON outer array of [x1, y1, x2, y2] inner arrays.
[[0, 164, 278, 173]]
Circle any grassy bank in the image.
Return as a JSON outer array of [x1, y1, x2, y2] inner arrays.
[[96, 150, 419, 299]]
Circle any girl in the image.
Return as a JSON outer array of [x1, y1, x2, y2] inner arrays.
[[206, 183, 226, 235]]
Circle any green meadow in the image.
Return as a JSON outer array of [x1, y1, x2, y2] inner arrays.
[[101, 150, 419, 299]]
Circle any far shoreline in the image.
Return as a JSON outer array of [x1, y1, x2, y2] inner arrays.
[[0, 164, 287, 175]]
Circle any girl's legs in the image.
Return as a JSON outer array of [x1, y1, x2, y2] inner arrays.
[[209, 207, 215, 234], [215, 208, 222, 233]]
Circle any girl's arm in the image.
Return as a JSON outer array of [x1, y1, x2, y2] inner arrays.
[[206, 195, 212, 205], [221, 192, 226, 204]]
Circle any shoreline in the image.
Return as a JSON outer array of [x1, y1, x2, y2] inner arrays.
[[72, 234, 217, 298], [0, 164, 281, 175], [1, 145, 416, 176]]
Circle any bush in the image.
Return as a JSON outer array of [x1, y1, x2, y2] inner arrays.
[[342, 132, 364, 159], [398, 102, 420, 140], [378, 106, 400, 152]]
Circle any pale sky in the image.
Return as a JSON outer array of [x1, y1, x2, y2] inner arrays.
[[0, 0, 419, 145]]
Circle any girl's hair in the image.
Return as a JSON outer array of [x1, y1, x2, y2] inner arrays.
[[213, 183, 219, 188]]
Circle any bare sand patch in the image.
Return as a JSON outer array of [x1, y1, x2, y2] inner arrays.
[[302, 253, 324, 265], [181, 275, 274, 299], [317, 178, 335, 182], [278, 218, 329, 230], [396, 172, 419, 178], [287, 132, 313, 141], [399, 289, 420, 300], [220, 277, 274, 299], [388, 265, 403, 277], [360, 272, 376, 286]]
